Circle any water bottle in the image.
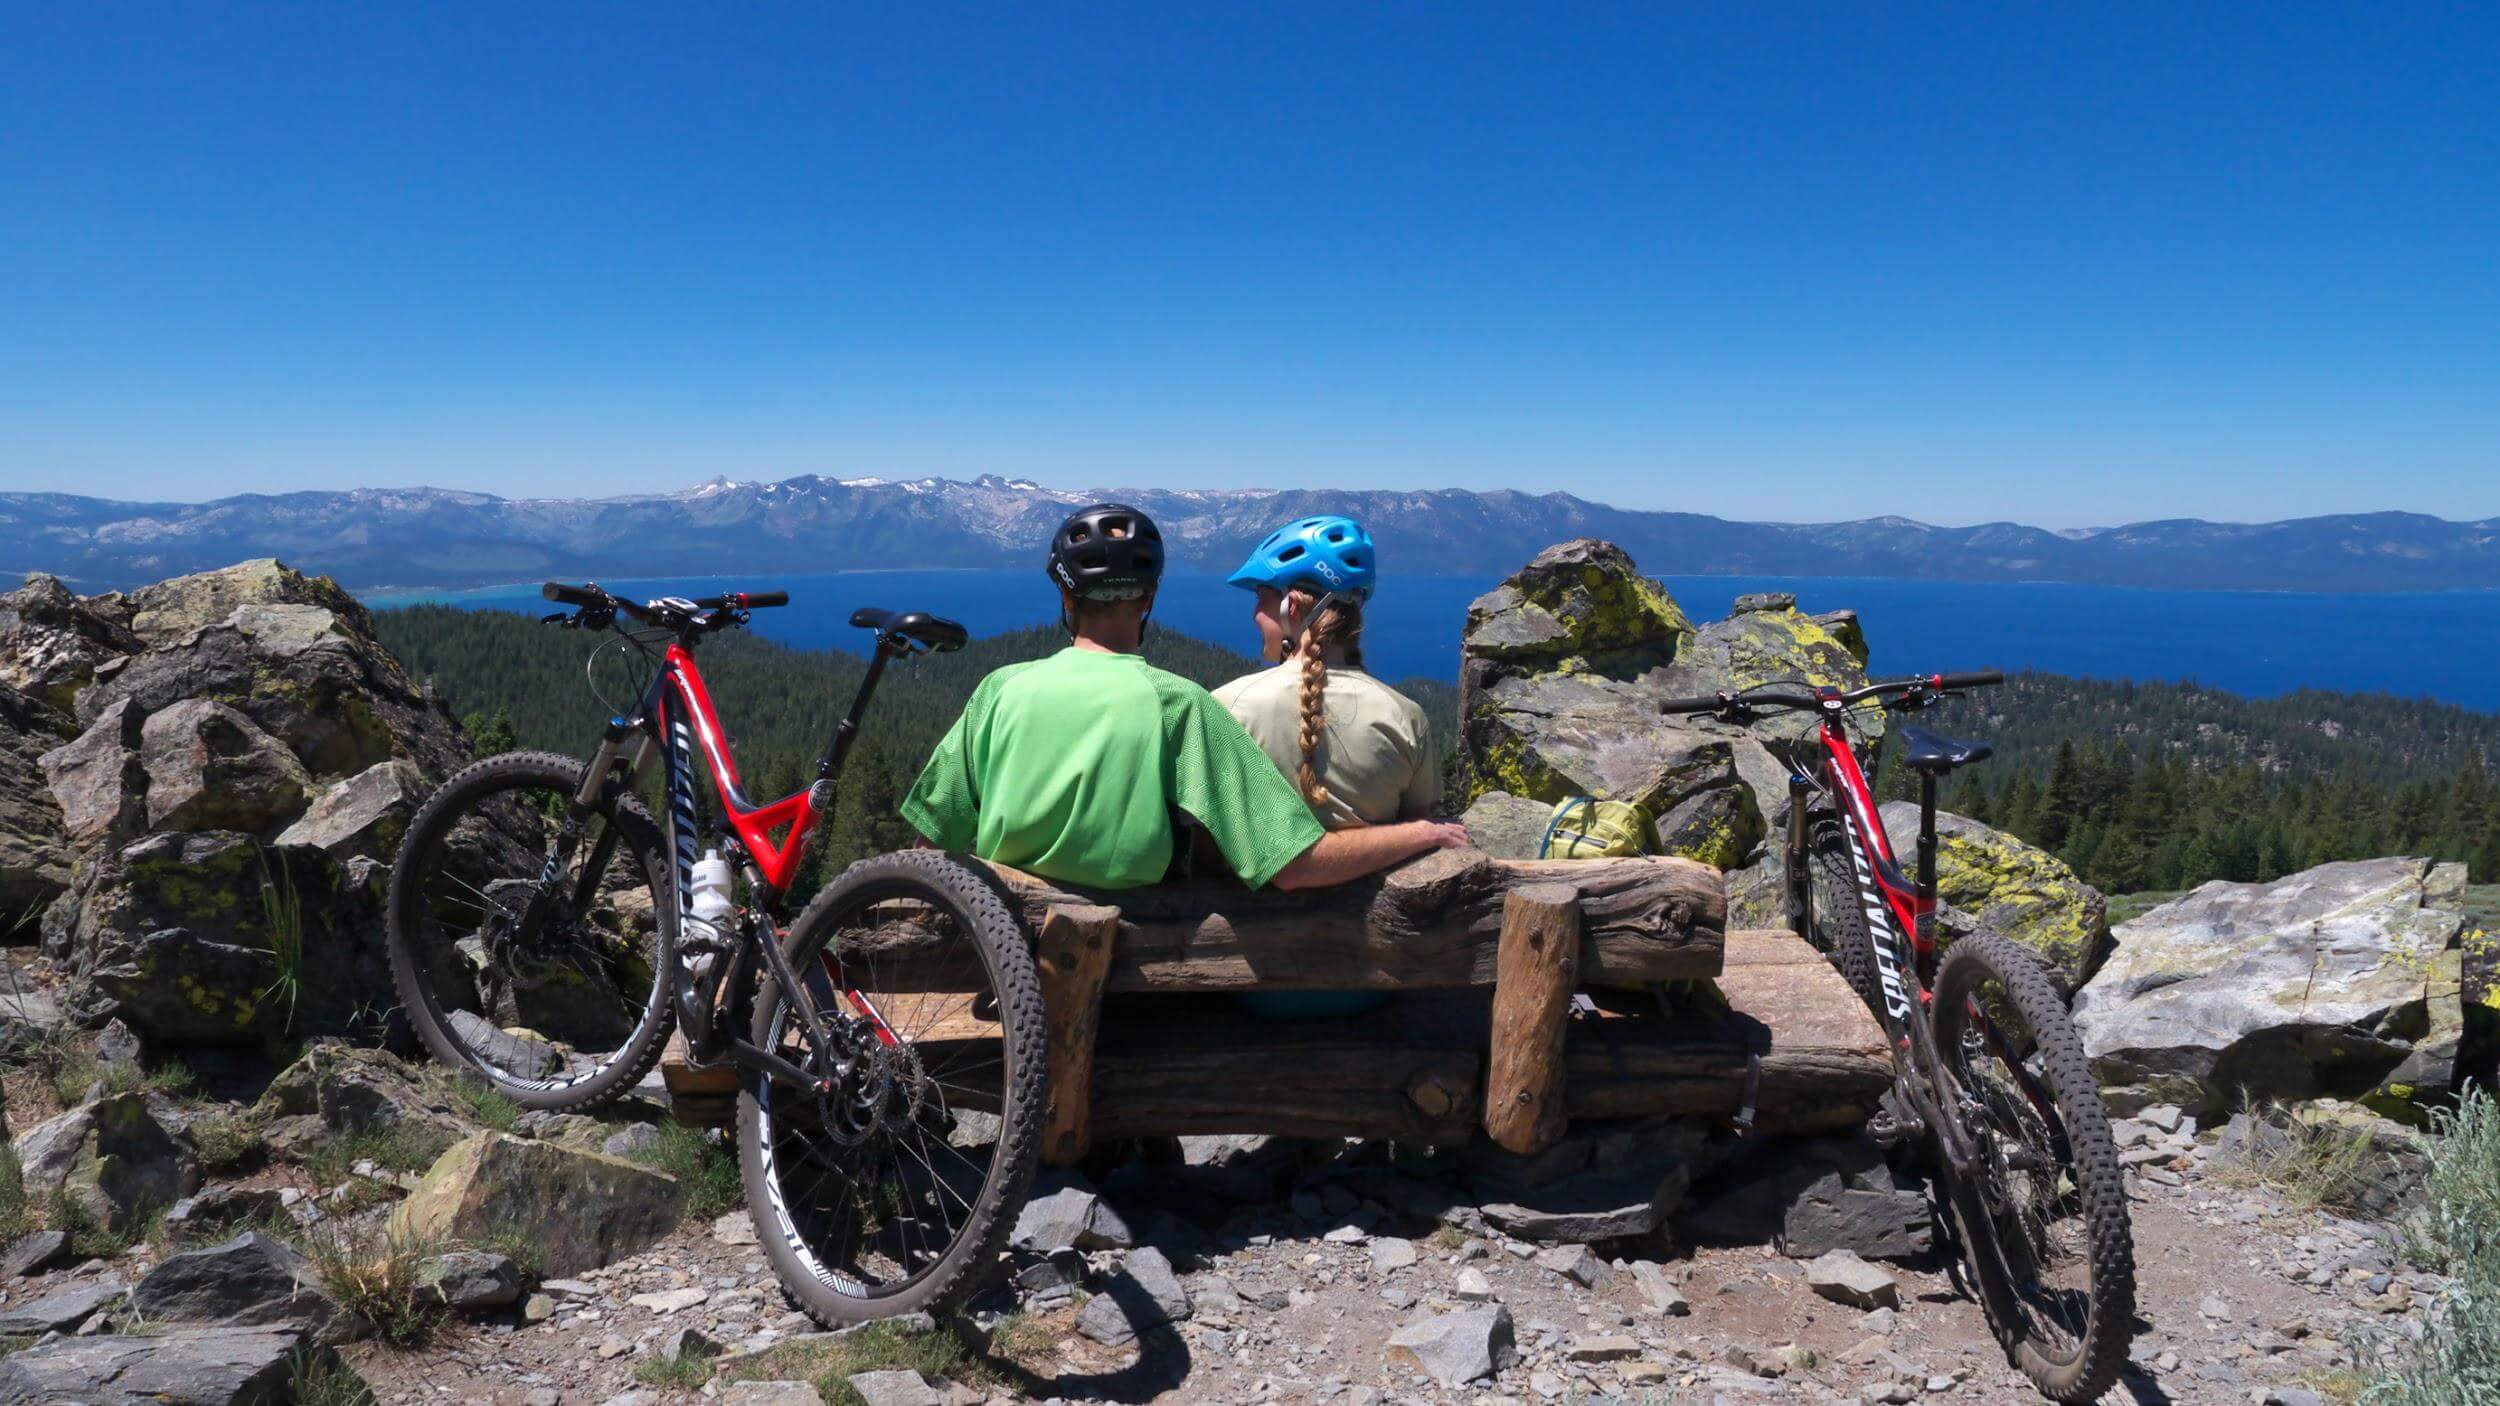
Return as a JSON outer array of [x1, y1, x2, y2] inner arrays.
[[684, 849, 734, 985]]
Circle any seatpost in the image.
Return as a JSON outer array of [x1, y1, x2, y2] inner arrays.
[[1916, 770, 1940, 941], [816, 640, 895, 782]]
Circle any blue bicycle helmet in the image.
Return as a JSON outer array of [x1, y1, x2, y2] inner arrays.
[[1226, 516, 1378, 602]]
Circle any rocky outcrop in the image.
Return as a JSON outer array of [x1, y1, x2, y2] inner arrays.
[[2072, 857, 2468, 1118], [391, 1132, 687, 1277], [3, 559, 474, 1045], [1457, 541, 1882, 871], [0, 573, 141, 714], [0, 681, 75, 935], [1878, 803, 2110, 988]]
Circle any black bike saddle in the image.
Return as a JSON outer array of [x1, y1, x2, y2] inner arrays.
[[849, 607, 969, 653], [1895, 723, 1992, 773]]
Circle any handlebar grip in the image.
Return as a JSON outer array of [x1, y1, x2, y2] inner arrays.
[[541, 582, 604, 608], [739, 591, 789, 609], [1657, 695, 1724, 715], [1935, 670, 2005, 690]]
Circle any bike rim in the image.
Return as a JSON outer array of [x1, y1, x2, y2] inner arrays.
[[756, 877, 1012, 1301], [1935, 979, 2097, 1369], [404, 777, 668, 1092]]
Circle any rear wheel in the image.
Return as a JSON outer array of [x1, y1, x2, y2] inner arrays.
[[386, 750, 676, 1111], [740, 850, 1044, 1326], [1803, 826, 1885, 1015], [1930, 934, 2135, 1403]]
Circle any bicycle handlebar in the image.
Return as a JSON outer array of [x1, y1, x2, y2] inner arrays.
[[540, 581, 790, 617], [1657, 670, 2005, 718]]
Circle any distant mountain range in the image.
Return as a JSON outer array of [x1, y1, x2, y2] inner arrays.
[[5, 475, 2496, 593]]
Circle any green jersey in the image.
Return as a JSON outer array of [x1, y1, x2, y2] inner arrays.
[[900, 647, 1327, 890]]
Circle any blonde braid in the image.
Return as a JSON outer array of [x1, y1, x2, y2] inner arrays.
[[1296, 639, 1332, 808], [1287, 592, 1364, 809]]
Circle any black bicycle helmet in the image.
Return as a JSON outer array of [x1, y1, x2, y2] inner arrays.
[[1047, 503, 1164, 600]]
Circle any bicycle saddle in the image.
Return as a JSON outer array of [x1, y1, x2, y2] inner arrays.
[[1895, 723, 1992, 773], [849, 607, 969, 653]]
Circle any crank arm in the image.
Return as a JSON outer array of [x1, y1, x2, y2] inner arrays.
[[726, 1037, 841, 1095]]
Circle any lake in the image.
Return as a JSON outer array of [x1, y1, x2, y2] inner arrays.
[[370, 570, 2500, 712]]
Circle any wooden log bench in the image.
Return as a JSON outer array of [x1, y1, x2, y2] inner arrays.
[[665, 847, 1888, 1150]]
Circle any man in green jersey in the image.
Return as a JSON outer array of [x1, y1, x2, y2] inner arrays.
[[902, 504, 1468, 890]]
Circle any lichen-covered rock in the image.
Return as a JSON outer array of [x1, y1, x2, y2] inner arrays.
[[76, 560, 469, 785], [136, 698, 316, 835], [2072, 857, 2468, 1117], [390, 1132, 686, 1277], [0, 680, 76, 933], [0, 573, 141, 714], [1878, 803, 2109, 988], [126, 557, 367, 646], [1461, 539, 1692, 669], [13, 1092, 201, 1232], [255, 1040, 471, 1151], [1458, 541, 1888, 870], [58, 830, 392, 1044], [275, 758, 423, 858]]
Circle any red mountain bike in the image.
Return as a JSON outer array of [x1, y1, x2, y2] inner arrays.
[[1661, 672, 2135, 1403], [385, 582, 1044, 1324]]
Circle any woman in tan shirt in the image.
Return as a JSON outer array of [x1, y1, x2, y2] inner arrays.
[[1213, 516, 1442, 830]]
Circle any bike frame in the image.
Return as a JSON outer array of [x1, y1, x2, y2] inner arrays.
[[568, 618, 914, 1094], [1778, 692, 1991, 1178]]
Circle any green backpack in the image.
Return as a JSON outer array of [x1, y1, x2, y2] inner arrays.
[[1537, 797, 1657, 859]]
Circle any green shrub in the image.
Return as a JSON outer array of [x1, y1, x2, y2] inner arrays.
[[2359, 1086, 2500, 1404], [2213, 1101, 2398, 1214], [451, 1079, 522, 1133], [0, 1149, 34, 1245], [289, 1347, 379, 1405], [304, 1227, 446, 1348], [629, 1122, 740, 1220], [633, 1352, 713, 1389]]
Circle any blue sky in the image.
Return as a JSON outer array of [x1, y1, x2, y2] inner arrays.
[[2, 5, 2493, 527]]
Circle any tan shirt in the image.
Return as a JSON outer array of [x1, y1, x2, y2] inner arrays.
[[1211, 664, 1440, 831]]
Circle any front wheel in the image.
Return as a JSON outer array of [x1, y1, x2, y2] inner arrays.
[[740, 850, 1045, 1326], [1930, 934, 2136, 1403], [386, 750, 677, 1111]]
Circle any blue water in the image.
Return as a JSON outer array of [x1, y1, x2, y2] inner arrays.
[[369, 570, 2500, 712]]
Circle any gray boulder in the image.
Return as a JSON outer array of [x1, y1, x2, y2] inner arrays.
[[1075, 1249, 1191, 1347], [274, 758, 423, 858], [1386, 1304, 1516, 1387], [2073, 857, 2469, 1117], [133, 1230, 359, 1342], [136, 698, 315, 835], [418, 1249, 525, 1311], [35, 697, 144, 849], [14, 1092, 200, 1232], [1879, 803, 2110, 989], [390, 1132, 686, 1277], [0, 1325, 330, 1405]]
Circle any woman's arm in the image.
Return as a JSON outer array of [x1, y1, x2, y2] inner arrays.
[[1269, 818, 1469, 890]]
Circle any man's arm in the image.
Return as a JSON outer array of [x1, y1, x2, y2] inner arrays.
[[1270, 818, 1469, 890]]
